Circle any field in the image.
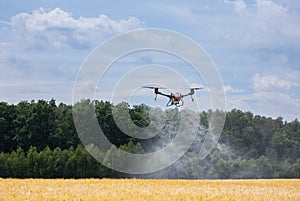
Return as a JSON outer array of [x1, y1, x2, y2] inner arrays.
[[0, 178, 299, 201]]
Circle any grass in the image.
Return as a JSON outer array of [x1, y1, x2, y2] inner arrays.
[[0, 178, 299, 201]]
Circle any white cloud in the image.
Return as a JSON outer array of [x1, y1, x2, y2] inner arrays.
[[254, 0, 287, 17], [225, 95, 252, 111], [10, 7, 143, 49], [252, 73, 292, 92], [224, 0, 246, 13], [221, 0, 300, 49], [225, 91, 300, 121], [0, 7, 144, 103], [224, 71, 300, 121], [223, 84, 243, 93], [251, 90, 300, 120], [249, 72, 300, 120]]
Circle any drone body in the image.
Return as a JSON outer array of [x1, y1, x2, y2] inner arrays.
[[143, 86, 204, 107]]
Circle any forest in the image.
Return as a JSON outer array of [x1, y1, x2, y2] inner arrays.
[[0, 99, 299, 179]]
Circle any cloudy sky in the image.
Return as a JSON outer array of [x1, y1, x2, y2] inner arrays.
[[0, 0, 299, 121]]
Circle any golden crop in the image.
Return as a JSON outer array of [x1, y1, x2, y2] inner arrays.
[[0, 178, 299, 201]]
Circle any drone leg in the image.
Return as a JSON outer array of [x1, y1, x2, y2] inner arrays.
[[166, 99, 172, 107], [155, 94, 157, 101], [191, 95, 194, 102]]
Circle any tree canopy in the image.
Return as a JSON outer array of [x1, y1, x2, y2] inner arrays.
[[0, 99, 299, 178]]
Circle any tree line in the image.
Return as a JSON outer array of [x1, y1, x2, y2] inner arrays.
[[0, 99, 299, 178]]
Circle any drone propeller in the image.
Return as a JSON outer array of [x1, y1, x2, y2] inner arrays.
[[190, 87, 205, 90], [143, 86, 167, 101], [142, 86, 167, 89], [190, 87, 205, 93], [187, 87, 205, 102]]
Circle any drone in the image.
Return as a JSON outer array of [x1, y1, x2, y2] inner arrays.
[[143, 86, 204, 107]]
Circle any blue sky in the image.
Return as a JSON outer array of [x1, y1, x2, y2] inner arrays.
[[0, 0, 299, 121]]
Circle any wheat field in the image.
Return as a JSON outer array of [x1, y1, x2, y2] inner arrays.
[[0, 178, 299, 201]]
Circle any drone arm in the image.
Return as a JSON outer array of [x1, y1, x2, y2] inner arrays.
[[181, 93, 190, 97], [181, 87, 204, 101], [181, 92, 193, 98], [157, 91, 172, 98], [180, 92, 195, 102]]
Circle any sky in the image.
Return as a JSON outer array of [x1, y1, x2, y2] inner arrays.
[[0, 0, 299, 121]]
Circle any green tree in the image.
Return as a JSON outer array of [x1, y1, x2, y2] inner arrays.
[[64, 146, 78, 178], [292, 158, 300, 178], [27, 146, 39, 178], [51, 103, 79, 149], [0, 152, 9, 177], [120, 140, 144, 154], [28, 100, 57, 151], [0, 102, 16, 152], [52, 147, 67, 178], [13, 101, 32, 151], [7, 147, 27, 178]]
